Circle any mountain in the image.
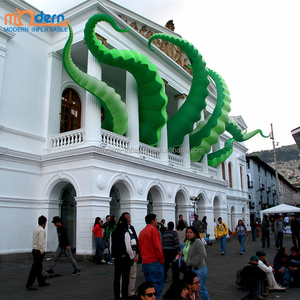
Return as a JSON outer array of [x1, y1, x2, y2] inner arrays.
[[248, 144, 300, 164], [248, 144, 300, 185]]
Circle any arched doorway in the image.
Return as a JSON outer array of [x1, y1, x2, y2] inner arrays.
[[230, 206, 235, 231], [60, 183, 77, 252], [147, 191, 153, 214], [213, 196, 221, 224], [175, 190, 187, 223], [109, 185, 121, 220]]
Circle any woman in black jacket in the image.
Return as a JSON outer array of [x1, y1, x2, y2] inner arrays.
[[111, 217, 138, 299]]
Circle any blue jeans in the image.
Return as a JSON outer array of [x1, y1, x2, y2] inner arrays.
[[193, 266, 210, 300], [238, 235, 246, 253], [219, 235, 226, 253], [278, 267, 293, 285], [142, 261, 164, 299], [95, 237, 105, 260]]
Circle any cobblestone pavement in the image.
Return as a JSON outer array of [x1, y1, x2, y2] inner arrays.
[[1, 235, 300, 299]]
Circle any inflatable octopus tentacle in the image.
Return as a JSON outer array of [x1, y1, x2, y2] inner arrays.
[[148, 33, 210, 149], [189, 69, 231, 161], [62, 23, 128, 134], [207, 138, 235, 168], [226, 117, 269, 141], [84, 14, 168, 146]]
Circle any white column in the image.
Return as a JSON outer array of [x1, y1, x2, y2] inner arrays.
[[44, 52, 63, 150], [157, 80, 169, 164], [85, 51, 101, 146], [0, 30, 15, 116], [176, 95, 190, 169], [200, 109, 209, 173], [75, 196, 111, 255], [125, 72, 139, 156], [120, 198, 148, 234]]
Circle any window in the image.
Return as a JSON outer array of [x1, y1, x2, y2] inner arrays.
[[222, 162, 226, 180], [228, 162, 233, 188], [240, 166, 244, 190], [60, 88, 81, 133]]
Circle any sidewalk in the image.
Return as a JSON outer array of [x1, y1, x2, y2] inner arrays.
[[1, 234, 299, 299]]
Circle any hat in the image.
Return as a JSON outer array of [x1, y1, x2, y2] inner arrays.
[[52, 216, 61, 223], [250, 255, 259, 262], [256, 251, 266, 257]]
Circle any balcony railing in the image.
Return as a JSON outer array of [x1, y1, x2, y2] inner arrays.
[[168, 153, 184, 166], [139, 143, 161, 160], [101, 129, 130, 151], [51, 129, 85, 149]]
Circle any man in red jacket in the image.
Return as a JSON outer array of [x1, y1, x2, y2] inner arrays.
[[139, 213, 164, 299]]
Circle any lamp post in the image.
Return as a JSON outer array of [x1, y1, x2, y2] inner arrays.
[[190, 196, 199, 216], [270, 123, 280, 204]]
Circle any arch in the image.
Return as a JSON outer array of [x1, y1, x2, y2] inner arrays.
[[108, 174, 135, 219], [175, 188, 189, 222], [107, 174, 135, 199], [195, 192, 207, 220], [213, 195, 222, 223], [43, 172, 81, 201], [146, 184, 165, 219]]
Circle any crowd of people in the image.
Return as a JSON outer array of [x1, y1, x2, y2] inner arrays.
[[25, 212, 300, 299]]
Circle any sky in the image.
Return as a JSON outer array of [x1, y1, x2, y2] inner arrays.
[[25, 0, 299, 153]]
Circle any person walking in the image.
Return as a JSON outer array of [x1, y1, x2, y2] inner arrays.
[[111, 216, 138, 299], [92, 217, 105, 264], [182, 226, 210, 300], [274, 215, 286, 249], [26, 215, 49, 290], [139, 213, 164, 300], [121, 212, 139, 299], [214, 217, 228, 255], [234, 219, 250, 255], [44, 216, 81, 276], [162, 221, 180, 283], [261, 215, 271, 248], [290, 215, 300, 249]]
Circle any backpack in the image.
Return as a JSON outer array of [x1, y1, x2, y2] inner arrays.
[[235, 266, 245, 287]]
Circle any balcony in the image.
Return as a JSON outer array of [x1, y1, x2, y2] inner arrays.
[[266, 186, 271, 193], [259, 183, 265, 191]]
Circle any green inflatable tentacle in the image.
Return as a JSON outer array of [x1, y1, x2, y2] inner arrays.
[[84, 14, 168, 146], [207, 138, 235, 168], [226, 117, 269, 141], [62, 24, 128, 134], [148, 33, 209, 149], [189, 69, 231, 161]]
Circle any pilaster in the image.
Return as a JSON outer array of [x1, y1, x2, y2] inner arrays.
[[125, 72, 139, 156], [175, 94, 190, 169], [75, 196, 111, 254], [85, 51, 101, 146]]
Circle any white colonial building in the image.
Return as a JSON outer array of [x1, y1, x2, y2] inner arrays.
[[0, 0, 250, 256]]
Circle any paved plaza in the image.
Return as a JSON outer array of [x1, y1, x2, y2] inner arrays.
[[1, 234, 300, 300]]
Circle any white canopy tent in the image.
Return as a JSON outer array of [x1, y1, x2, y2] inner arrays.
[[260, 203, 300, 220]]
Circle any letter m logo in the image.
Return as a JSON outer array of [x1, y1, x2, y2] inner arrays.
[[5, 13, 17, 25]]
